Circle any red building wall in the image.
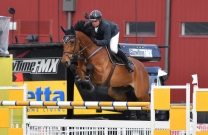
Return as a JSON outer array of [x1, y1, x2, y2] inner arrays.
[[0, 0, 67, 43], [72, 0, 166, 69], [168, 0, 208, 102], [1, 0, 208, 103]]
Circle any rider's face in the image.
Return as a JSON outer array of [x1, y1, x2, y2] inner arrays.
[[91, 20, 100, 27]]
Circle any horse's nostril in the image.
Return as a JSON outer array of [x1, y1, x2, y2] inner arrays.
[[65, 61, 69, 67], [65, 61, 68, 66]]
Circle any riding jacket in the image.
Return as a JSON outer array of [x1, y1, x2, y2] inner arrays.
[[85, 19, 120, 46]]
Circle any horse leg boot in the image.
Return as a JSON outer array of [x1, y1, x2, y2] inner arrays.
[[84, 64, 95, 92], [69, 64, 86, 89], [116, 49, 134, 73]]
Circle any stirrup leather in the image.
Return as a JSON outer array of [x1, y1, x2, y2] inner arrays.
[[127, 60, 134, 72]]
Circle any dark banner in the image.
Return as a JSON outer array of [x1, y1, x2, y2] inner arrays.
[[9, 45, 66, 81]]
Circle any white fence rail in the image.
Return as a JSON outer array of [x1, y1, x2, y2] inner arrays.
[[2, 84, 208, 135], [26, 119, 187, 135]]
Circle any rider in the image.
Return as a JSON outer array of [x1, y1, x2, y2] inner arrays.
[[85, 10, 134, 72]]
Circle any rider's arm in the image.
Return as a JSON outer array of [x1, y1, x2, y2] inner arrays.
[[96, 24, 111, 46]]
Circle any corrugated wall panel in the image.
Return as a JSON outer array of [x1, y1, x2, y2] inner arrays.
[[168, 0, 208, 102], [0, 0, 67, 43]]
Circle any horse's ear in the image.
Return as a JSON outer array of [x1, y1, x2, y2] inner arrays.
[[60, 26, 66, 34], [70, 26, 76, 35], [70, 25, 74, 30]]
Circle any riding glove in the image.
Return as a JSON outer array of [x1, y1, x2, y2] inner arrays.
[[93, 40, 97, 45], [91, 37, 97, 45]]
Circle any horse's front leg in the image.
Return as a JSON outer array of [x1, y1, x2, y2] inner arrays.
[[83, 64, 95, 92], [70, 64, 82, 84], [70, 64, 87, 90], [85, 64, 94, 82], [70, 64, 95, 92]]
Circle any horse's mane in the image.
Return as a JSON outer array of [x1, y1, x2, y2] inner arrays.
[[73, 20, 95, 38]]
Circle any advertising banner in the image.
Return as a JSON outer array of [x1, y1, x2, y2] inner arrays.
[[10, 46, 68, 115], [13, 81, 67, 115]]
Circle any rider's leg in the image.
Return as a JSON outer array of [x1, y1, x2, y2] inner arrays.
[[116, 49, 134, 72], [110, 32, 119, 54], [110, 32, 134, 73]]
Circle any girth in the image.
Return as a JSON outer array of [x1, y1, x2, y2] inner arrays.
[[95, 63, 116, 89]]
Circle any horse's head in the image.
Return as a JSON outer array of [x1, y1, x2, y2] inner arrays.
[[61, 20, 96, 68], [61, 25, 78, 68]]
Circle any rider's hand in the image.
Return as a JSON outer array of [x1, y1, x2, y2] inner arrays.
[[91, 37, 97, 45], [93, 40, 97, 45]]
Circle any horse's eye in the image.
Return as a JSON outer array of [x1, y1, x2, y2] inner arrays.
[[71, 40, 75, 45]]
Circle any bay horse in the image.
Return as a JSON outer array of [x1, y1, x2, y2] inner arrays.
[[61, 20, 150, 103]]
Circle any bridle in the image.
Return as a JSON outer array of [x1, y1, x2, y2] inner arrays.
[[62, 34, 103, 63], [62, 35, 78, 60]]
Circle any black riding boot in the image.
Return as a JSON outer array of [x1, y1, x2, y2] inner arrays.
[[117, 49, 134, 72]]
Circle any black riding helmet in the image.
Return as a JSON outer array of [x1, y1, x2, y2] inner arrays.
[[89, 10, 102, 21]]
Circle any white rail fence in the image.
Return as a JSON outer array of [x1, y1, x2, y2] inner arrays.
[[1, 84, 208, 135]]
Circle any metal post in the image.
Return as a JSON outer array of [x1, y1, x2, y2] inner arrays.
[[67, 12, 72, 29], [186, 83, 190, 135], [192, 85, 198, 135], [23, 84, 28, 135], [164, 0, 171, 74], [151, 83, 155, 135], [12, 14, 14, 45], [135, 0, 138, 43]]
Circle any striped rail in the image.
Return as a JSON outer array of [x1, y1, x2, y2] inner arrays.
[[0, 101, 150, 110]]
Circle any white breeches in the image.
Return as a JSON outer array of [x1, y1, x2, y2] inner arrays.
[[110, 32, 120, 54]]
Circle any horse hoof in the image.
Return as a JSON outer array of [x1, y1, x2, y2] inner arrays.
[[81, 85, 86, 90], [86, 84, 95, 93]]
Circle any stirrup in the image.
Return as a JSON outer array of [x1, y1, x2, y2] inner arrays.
[[127, 61, 134, 73]]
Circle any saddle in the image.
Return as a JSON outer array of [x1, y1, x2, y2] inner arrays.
[[105, 45, 125, 65]]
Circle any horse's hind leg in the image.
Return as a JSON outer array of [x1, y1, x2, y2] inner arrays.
[[108, 87, 138, 120], [108, 86, 132, 101], [134, 80, 150, 102], [125, 87, 139, 101]]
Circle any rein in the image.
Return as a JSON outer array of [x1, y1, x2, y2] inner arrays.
[[78, 45, 103, 63], [63, 35, 103, 63]]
